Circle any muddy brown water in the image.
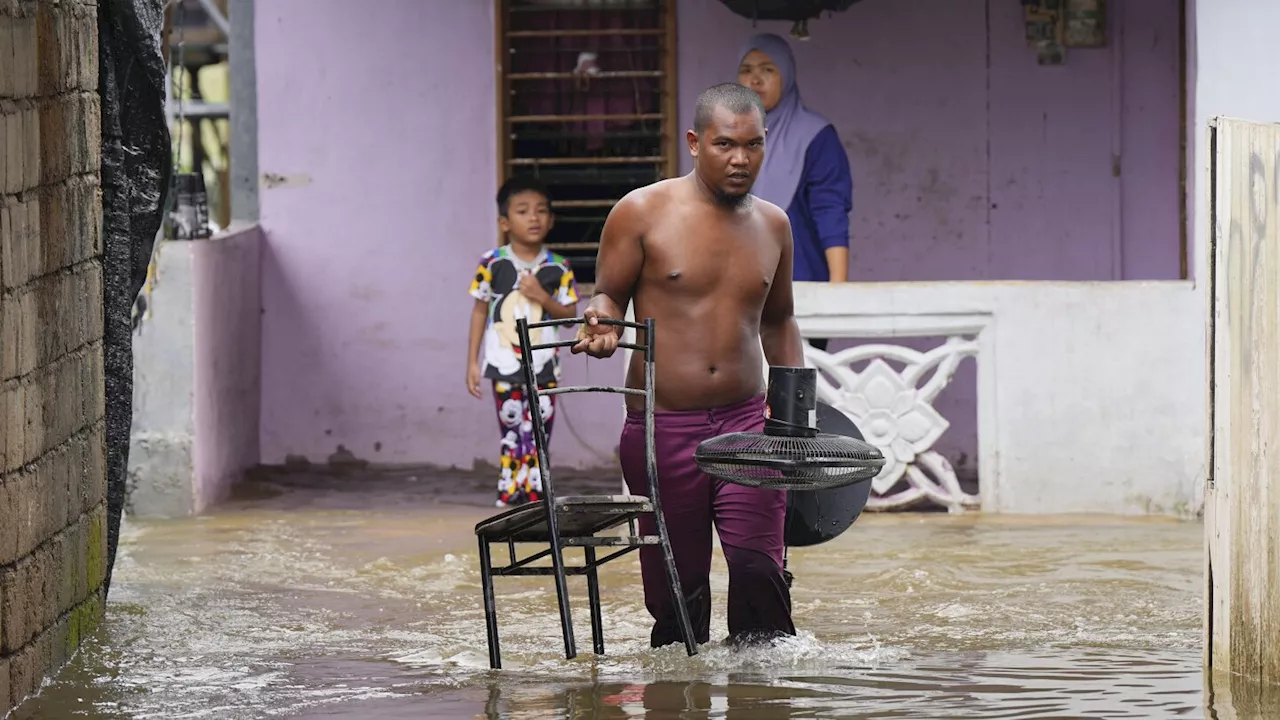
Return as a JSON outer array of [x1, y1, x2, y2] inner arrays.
[[8, 472, 1264, 719]]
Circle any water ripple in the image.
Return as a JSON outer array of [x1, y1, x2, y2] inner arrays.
[[10, 478, 1228, 719]]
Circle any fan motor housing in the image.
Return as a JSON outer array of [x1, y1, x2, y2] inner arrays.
[[764, 366, 818, 438]]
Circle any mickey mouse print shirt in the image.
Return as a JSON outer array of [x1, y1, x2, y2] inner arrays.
[[469, 246, 580, 386]]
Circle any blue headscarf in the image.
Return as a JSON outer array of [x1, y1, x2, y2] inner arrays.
[[737, 33, 832, 210]]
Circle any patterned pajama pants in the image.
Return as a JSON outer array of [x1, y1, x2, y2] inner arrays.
[[492, 380, 557, 507]]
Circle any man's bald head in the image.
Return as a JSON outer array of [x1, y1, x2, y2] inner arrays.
[[693, 82, 767, 135]]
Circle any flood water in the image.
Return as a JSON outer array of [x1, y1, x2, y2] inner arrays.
[[9, 471, 1258, 719]]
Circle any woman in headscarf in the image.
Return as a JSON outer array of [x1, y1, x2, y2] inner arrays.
[[737, 33, 852, 352]]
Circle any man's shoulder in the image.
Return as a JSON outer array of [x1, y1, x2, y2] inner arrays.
[[604, 180, 677, 235], [750, 195, 792, 233], [616, 179, 677, 211]]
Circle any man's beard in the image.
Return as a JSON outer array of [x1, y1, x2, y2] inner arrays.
[[713, 186, 753, 209]]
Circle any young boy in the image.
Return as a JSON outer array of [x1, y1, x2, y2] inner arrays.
[[467, 177, 580, 508]]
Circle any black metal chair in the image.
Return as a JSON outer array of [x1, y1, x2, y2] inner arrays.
[[474, 315, 698, 669]]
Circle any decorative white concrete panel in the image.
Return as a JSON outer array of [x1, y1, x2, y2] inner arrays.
[[805, 338, 981, 512], [793, 282, 1204, 516]]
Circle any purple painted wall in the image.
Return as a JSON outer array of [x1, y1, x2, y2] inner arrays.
[[677, 0, 1182, 471], [678, 0, 1183, 282], [254, 0, 624, 471], [252, 0, 1182, 474], [193, 224, 263, 511]]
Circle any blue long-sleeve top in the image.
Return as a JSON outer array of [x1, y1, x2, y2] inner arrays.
[[786, 124, 853, 282]]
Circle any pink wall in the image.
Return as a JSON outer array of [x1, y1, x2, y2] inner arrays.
[[252, 0, 1183, 474], [254, 0, 624, 471], [193, 224, 263, 511]]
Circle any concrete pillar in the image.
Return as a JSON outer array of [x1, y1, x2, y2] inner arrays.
[[1204, 117, 1280, 700], [0, 0, 110, 712], [228, 0, 258, 223], [128, 223, 262, 519], [127, 242, 198, 517]]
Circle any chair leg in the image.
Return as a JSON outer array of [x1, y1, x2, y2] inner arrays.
[[478, 536, 502, 669], [654, 514, 699, 657], [585, 547, 605, 656], [549, 536, 578, 661]]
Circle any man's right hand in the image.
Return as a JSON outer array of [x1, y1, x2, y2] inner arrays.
[[571, 307, 620, 358]]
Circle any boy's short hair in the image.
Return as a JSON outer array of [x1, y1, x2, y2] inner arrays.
[[497, 176, 553, 217]]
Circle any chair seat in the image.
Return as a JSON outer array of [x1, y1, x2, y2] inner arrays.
[[475, 495, 653, 542]]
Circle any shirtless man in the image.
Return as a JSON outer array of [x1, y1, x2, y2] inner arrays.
[[571, 82, 806, 648]]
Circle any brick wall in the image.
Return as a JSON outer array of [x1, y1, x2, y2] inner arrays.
[[0, 0, 108, 713]]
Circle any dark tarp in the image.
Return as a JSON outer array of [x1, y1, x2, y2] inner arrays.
[[97, 0, 172, 594], [718, 0, 864, 23]]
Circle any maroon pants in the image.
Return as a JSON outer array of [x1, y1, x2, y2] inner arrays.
[[619, 394, 796, 648]]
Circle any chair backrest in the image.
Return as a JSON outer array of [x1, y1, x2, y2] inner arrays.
[[514, 315, 659, 510]]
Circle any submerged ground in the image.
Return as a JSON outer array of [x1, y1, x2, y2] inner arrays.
[[13, 471, 1248, 719]]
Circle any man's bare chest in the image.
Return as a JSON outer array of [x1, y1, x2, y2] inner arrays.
[[641, 226, 781, 301]]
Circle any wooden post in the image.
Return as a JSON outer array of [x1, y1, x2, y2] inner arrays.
[[661, 0, 679, 179], [493, 0, 508, 248], [1205, 116, 1280, 702]]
